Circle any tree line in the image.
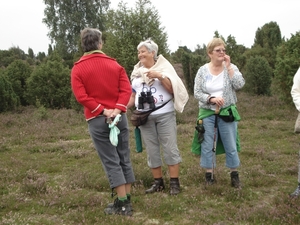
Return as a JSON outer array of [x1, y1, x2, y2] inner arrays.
[[0, 0, 299, 113]]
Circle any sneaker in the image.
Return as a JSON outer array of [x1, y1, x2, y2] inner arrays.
[[205, 172, 216, 185], [230, 171, 241, 188], [104, 198, 132, 216], [106, 195, 131, 208], [290, 185, 300, 198], [145, 178, 165, 194], [170, 179, 180, 195]]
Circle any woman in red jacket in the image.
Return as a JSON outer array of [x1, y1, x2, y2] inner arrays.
[[71, 28, 135, 216]]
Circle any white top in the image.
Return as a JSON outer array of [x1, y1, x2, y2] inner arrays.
[[131, 54, 189, 113], [205, 64, 224, 111], [132, 76, 174, 115], [291, 67, 300, 111]]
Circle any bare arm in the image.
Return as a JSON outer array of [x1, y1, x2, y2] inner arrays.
[[127, 92, 136, 109]]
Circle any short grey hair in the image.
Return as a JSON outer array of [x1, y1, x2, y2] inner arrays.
[[137, 38, 158, 60], [80, 28, 102, 52]]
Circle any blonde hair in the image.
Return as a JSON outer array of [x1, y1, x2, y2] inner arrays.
[[206, 38, 226, 55]]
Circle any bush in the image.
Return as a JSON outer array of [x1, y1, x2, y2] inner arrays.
[[273, 32, 300, 102], [26, 52, 72, 109], [5, 60, 32, 106], [244, 56, 272, 95], [0, 73, 19, 112]]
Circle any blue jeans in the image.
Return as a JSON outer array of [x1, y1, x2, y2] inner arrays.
[[200, 115, 240, 169]]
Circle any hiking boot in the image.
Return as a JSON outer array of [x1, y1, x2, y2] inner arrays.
[[145, 178, 165, 194], [106, 195, 131, 208], [104, 198, 132, 216], [205, 172, 216, 185], [290, 185, 300, 198], [170, 178, 180, 195], [231, 171, 241, 188]]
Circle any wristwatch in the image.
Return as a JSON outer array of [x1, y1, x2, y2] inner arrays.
[[160, 74, 166, 80], [208, 96, 216, 105]]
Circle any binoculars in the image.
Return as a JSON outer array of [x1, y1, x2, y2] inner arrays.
[[138, 91, 155, 109]]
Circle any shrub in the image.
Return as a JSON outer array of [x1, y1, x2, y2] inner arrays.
[[0, 73, 19, 112], [244, 56, 272, 95], [273, 32, 300, 102], [5, 60, 32, 106], [26, 52, 72, 109]]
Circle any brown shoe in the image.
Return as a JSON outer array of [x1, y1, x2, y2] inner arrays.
[[104, 198, 132, 216], [170, 179, 180, 195], [290, 185, 300, 198], [145, 178, 165, 194], [205, 172, 216, 185], [231, 171, 241, 188], [107, 195, 131, 208]]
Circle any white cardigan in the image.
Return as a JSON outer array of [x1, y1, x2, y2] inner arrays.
[[131, 55, 189, 113], [291, 67, 300, 111]]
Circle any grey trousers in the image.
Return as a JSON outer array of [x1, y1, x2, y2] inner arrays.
[[139, 111, 182, 168], [298, 150, 300, 183], [88, 114, 135, 189]]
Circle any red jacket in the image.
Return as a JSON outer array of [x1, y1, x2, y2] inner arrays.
[[71, 53, 131, 120]]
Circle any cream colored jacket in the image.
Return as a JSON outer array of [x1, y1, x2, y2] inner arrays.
[[131, 55, 189, 113]]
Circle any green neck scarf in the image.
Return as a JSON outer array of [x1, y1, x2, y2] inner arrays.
[[83, 50, 105, 55]]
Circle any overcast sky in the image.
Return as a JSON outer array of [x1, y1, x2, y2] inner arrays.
[[1, 0, 299, 53]]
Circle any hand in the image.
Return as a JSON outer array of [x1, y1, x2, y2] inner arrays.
[[107, 109, 122, 124], [105, 108, 121, 124], [103, 109, 113, 117], [146, 70, 160, 79], [211, 97, 224, 107], [223, 54, 231, 68]]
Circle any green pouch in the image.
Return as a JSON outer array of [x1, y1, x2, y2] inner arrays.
[[134, 127, 143, 153]]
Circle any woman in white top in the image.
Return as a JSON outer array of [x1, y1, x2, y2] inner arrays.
[[290, 67, 300, 197], [193, 38, 245, 188], [128, 39, 188, 195]]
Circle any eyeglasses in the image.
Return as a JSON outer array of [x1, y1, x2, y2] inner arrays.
[[213, 49, 226, 53]]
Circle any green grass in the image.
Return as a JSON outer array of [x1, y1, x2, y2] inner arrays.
[[1, 92, 300, 224]]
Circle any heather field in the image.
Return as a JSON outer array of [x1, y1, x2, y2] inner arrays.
[[1, 91, 300, 225]]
